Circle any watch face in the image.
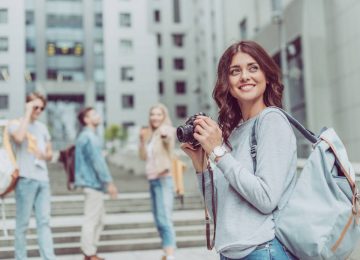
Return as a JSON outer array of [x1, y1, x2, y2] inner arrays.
[[214, 146, 226, 156]]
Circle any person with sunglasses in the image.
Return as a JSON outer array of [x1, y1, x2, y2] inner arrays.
[[8, 92, 56, 260]]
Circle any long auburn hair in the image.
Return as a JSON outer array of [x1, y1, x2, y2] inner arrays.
[[213, 40, 284, 149]]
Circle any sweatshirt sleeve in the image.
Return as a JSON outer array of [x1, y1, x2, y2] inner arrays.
[[216, 111, 297, 214]]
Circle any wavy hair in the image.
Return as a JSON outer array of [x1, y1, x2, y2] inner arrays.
[[213, 40, 284, 149], [26, 92, 47, 109]]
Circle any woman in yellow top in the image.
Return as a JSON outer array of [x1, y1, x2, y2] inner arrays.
[[139, 103, 176, 260]]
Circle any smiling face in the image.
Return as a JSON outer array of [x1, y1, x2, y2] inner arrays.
[[149, 107, 165, 130], [228, 51, 267, 109]]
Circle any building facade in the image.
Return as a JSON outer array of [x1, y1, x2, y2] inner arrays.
[[103, 0, 158, 128], [148, 0, 201, 126], [2, 0, 359, 160], [0, 1, 25, 120], [2, 0, 158, 149], [217, 0, 360, 161]]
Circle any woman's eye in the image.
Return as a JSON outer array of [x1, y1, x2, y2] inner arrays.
[[230, 69, 240, 76], [249, 66, 259, 72]]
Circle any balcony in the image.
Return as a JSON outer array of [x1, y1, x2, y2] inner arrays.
[[47, 56, 84, 69]]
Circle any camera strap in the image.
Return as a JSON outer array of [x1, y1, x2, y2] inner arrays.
[[202, 158, 217, 250]]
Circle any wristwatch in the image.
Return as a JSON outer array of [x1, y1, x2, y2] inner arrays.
[[209, 145, 227, 163]]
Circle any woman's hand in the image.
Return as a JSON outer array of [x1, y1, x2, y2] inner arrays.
[[193, 116, 223, 155], [180, 143, 208, 172]]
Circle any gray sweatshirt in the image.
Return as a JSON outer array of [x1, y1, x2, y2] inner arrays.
[[197, 107, 297, 259]]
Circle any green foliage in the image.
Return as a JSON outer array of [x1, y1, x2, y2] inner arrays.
[[104, 124, 128, 154], [104, 124, 128, 142]]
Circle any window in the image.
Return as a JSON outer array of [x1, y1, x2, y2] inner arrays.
[[47, 69, 84, 81], [173, 0, 181, 23], [176, 105, 187, 118], [240, 18, 247, 40], [95, 13, 102, 27], [175, 81, 186, 94], [94, 40, 103, 55], [94, 69, 104, 82], [158, 57, 163, 70], [172, 34, 184, 47], [26, 38, 36, 52], [47, 15, 82, 28], [0, 66, 9, 81], [154, 10, 161, 23], [0, 9, 8, 24], [122, 95, 134, 108], [121, 66, 134, 81], [122, 121, 135, 128], [119, 13, 131, 27], [0, 95, 9, 110], [173, 58, 184, 70], [0, 38, 8, 52], [26, 11, 34, 25], [156, 33, 162, 46], [25, 70, 36, 82], [159, 81, 164, 95], [30, 72, 36, 81], [119, 39, 133, 52]]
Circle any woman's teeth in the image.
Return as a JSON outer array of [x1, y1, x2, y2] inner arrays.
[[240, 85, 255, 90]]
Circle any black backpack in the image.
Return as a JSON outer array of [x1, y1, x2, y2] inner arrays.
[[59, 145, 76, 191]]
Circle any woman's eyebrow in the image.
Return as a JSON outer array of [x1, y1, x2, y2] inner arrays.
[[229, 62, 259, 69], [229, 65, 240, 69]]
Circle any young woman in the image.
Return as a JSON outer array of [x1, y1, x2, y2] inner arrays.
[[139, 103, 176, 260], [181, 41, 298, 259]]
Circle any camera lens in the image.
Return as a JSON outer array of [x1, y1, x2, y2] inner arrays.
[[176, 125, 193, 143]]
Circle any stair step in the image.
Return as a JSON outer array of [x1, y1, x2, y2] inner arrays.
[[1, 193, 204, 218], [0, 225, 205, 247], [0, 235, 207, 258]]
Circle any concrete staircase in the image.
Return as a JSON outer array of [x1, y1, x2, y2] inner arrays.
[[0, 193, 208, 259]]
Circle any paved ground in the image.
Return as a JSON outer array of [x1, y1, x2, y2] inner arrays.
[[28, 247, 219, 260]]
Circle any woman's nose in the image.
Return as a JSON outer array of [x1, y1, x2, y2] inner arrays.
[[240, 70, 250, 81]]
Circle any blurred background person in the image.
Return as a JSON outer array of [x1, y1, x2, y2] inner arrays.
[[8, 92, 55, 260], [75, 107, 118, 260], [139, 103, 177, 260]]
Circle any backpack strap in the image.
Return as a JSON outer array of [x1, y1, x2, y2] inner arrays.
[[3, 125, 17, 168], [275, 107, 319, 144], [250, 119, 258, 172], [249, 107, 319, 173]]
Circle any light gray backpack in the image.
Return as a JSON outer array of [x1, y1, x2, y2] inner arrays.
[[251, 108, 360, 259]]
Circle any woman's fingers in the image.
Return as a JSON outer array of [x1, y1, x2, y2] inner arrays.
[[180, 143, 193, 150]]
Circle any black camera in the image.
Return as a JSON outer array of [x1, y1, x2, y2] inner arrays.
[[176, 112, 207, 147]]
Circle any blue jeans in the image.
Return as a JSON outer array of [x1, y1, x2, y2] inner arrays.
[[149, 176, 176, 248], [15, 177, 55, 260], [220, 238, 297, 260]]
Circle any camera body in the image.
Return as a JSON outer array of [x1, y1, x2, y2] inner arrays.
[[176, 112, 207, 147]]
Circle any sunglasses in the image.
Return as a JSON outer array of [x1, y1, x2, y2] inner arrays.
[[34, 106, 45, 111]]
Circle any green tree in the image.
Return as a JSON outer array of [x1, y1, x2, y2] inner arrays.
[[104, 124, 127, 154]]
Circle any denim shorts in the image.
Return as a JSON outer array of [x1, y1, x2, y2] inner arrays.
[[220, 237, 297, 260]]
